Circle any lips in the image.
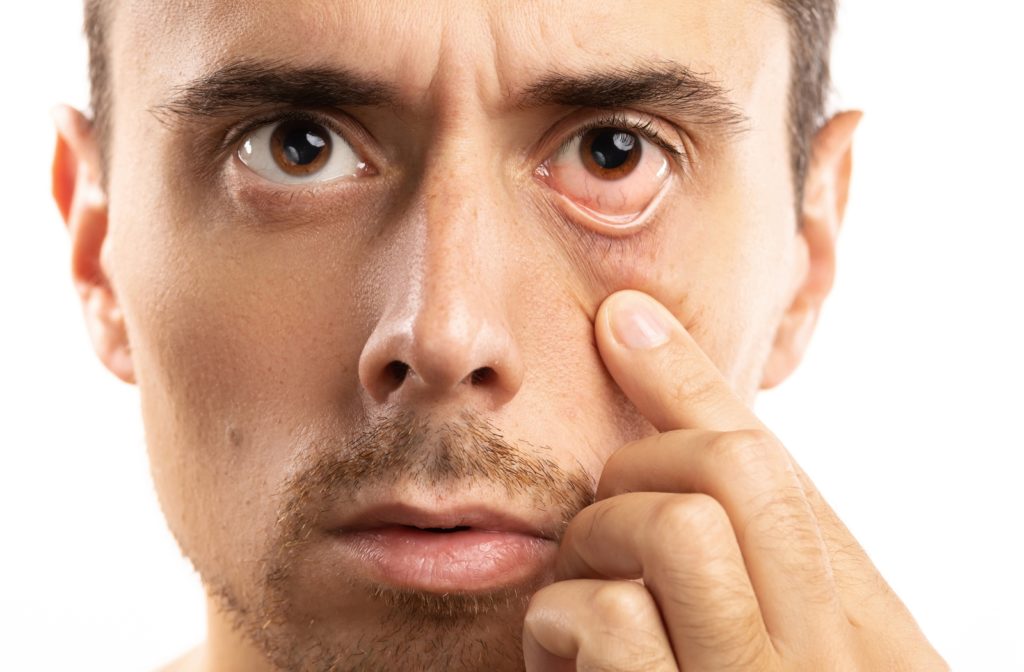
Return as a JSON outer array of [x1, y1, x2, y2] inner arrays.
[[327, 502, 560, 593]]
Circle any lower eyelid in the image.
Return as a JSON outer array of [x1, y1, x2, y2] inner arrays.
[[557, 173, 675, 235], [222, 179, 357, 231]]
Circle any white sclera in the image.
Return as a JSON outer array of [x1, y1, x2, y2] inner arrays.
[[238, 122, 366, 185]]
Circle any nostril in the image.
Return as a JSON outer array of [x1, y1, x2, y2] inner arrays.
[[469, 367, 495, 386], [386, 360, 410, 383]]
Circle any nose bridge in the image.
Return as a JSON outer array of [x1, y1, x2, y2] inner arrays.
[[415, 127, 505, 335], [358, 132, 524, 408]]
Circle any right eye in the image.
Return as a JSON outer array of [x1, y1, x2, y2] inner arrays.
[[539, 124, 673, 227], [236, 116, 373, 185]]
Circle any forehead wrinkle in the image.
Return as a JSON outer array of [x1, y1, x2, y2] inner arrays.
[[121, 0, 451, 110], [121, 0, 784, 123], [473, 0, 784, 120]]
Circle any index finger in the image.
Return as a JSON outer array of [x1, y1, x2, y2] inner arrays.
[[595, 289, 764, 433]]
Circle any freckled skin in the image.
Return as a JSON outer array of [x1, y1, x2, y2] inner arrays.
[[52, 0, 891, 670]]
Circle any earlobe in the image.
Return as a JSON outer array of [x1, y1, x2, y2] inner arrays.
[[52, 104, 135, 385], [759, 110, 863, 390]]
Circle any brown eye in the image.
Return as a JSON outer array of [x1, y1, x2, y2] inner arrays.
[[237, 116, 371, 185], [540, 121, 672, 227], [579, 128, 642, 180], [270, 119, 331, 176]]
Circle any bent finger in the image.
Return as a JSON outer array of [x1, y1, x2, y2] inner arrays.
[[555, 492, 776, 670], [597, 428, 848, 643], [523, 578, 679, 672]]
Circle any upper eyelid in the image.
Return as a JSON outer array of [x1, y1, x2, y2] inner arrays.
[[227, 109, 352, 154], [228, 109, 387, 184], [543, 110, 689, 170], [222, 107, 688, 178]]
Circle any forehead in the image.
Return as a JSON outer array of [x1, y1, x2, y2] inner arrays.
[[114, 0, 788, 112]]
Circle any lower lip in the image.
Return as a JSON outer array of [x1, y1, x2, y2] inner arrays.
[[334, 526, 556, 593]]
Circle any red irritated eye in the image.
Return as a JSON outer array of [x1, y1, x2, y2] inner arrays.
[[538, 125, 673, 230]]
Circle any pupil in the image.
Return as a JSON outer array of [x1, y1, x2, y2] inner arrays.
[[281, 123, 327, 166], [590, 129, 637, 169]]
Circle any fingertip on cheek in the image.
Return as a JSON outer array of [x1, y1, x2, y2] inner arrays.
[[603, 290, 673, 351]]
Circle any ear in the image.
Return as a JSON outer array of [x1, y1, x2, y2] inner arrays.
[[51, 104, 135, 384], [759, 110, 862, 390]]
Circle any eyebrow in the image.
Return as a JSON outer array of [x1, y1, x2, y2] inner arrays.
[[519, 62, 749, 135], [150, 58, 398, 126], [152, 57, 748, 136]]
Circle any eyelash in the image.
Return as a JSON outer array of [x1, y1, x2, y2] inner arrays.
[[223, 109, 687, 174], [552, 112, 688, 170], [223, 108, 344, 155]]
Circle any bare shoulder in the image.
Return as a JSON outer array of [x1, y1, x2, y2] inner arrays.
[[154, 644, 204, 672]]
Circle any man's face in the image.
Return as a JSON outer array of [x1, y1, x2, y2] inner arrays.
[[100, 0, 801, 668]]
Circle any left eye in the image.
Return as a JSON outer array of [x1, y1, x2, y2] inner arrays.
[[540, 126, 672, 226], [237, 117, 371, 184]]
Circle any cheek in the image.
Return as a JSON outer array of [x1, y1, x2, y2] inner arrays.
[[508, 286, 658, 475], [111, 215, 373, 563], [570, 185, 793, 403]]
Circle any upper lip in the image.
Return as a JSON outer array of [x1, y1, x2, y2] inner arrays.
[[328, 501, 559, 540]]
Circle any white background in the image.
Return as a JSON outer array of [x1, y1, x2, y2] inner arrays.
[[2, 2, 1022, 670]]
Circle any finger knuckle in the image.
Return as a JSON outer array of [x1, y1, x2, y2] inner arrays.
[[578, 582, 676, 672], [653, 493, 729, 545], [587, 580, 656, 626], [707, 428, 781, 476]]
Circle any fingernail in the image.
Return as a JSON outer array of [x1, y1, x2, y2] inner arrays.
[[609, 293, 672, 350]]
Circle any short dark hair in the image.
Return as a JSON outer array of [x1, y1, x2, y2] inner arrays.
[[771, 0, 838, 210], [83, 0, 836, 208]]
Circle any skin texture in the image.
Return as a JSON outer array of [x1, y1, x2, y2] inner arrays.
[[51, 0, 947, 670]]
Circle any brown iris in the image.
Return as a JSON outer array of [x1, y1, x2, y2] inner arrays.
[[579, 127, 642, 180], [269, 120, 332, 176]]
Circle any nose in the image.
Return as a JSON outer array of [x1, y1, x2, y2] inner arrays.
[[357, 158, 524, 411], [358, 298, 524, 409]]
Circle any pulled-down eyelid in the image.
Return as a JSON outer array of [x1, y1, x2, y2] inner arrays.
[[524, 107, 683, 239], [152, 57, 747, 193]]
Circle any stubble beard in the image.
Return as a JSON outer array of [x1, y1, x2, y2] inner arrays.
[[178, 411, 596, 672]]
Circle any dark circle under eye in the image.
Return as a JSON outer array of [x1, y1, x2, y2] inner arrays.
[[270, 119, 332, 175], [579, 128, 642, 179]]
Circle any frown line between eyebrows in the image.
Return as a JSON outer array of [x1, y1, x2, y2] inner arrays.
[[157, 56, 753, 126], [150, 56, 748, 135]]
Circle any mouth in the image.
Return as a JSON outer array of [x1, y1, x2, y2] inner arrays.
[[327, 503, 560, 594]]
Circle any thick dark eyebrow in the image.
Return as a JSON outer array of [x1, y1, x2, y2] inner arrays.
[[150, 58, 398, 127], [518, 62, 749, 136], [150, 57, 747, 141]]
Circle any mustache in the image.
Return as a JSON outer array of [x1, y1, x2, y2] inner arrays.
[[273, 411, 596, 542]]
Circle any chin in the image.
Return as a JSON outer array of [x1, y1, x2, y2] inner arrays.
[[207, 565, 539, 672]]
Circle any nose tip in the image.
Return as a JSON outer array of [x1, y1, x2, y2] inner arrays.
[[358, 316, 524, 409]]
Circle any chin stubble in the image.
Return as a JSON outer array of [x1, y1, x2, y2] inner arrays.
[[190, 412, 595, 672]]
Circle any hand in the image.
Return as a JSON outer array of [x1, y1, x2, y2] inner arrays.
[[523, 290, 947, 671]]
